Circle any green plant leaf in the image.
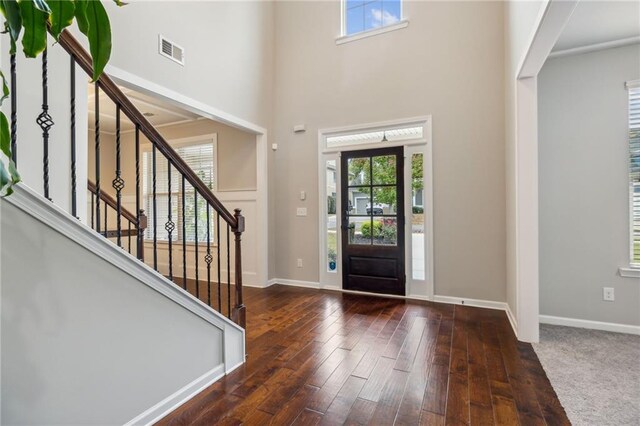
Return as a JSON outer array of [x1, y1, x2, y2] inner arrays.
[[84, 0, 111, 81], [0, 0, 23, 42], [19, 0, 49, 58], [0, 112, 20, 196], [74, 0, 88, 34], [33, 0, 51, 13], [0, 70, 8, 107], [48, 0, 75, 39]]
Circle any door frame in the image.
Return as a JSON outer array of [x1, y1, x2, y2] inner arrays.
[[318, 116, 434, 300]]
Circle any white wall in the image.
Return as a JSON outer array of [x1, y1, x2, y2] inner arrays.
[[539, 44, 640, 326], [0, 198, 226, 425], [272, 0, 506, 301], [504, 0, 547, 323], [98, 0, 274, 129], [0, 36, 89, 222]]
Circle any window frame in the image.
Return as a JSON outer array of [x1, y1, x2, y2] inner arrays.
[[338, 0, 408, 45], [627, 80, 640, 269], [141, 134, 218, 244]]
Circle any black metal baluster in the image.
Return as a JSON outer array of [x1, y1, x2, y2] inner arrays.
[[104, 200, 108, 236], [217, 212, 221, 312], [227, 223, 231, 318], [91, 192, 94, 229], [152, 146, 157, 270], [70, 56, 77, 217], [194, 190, 199, 299], [112, 105, 124, 247], [206, 204, 212, 307], [128, 221, 132, 253], [37, 48, 54, 201], [94, 83, 101, 233], [166, 161, 174, 281], [182, 176, 187, 290], [10, 53, 17, 163], [135, 125, 143, 260]]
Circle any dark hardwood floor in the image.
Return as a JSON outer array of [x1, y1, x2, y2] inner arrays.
[[159, 285, 569, 425]]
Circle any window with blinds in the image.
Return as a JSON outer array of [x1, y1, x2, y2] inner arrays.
[[628, 82, 640, 265], [142, 141, 216, 242]]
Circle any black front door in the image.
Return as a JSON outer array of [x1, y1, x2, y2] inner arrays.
[[341, 146, 405, 295]]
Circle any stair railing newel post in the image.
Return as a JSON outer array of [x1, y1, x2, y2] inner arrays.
[[232, 208, 246, 328]]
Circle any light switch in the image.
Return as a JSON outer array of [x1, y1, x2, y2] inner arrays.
[[296, 207, 307, 216], [300, 191, 306, 201]]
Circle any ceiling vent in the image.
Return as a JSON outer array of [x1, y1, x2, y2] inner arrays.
[[158, 35, 184, 66]]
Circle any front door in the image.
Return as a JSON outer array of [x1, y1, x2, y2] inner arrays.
[[341, 146, 405, 295]]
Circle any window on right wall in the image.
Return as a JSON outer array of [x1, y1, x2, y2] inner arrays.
[[627, 81, 640, 266], [344, 0, 402, 36]]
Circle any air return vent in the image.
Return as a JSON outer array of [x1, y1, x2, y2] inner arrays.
[[158, 35, 184, 66]]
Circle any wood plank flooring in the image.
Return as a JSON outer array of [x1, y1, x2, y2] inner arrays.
[[159, 285, 569, 425]]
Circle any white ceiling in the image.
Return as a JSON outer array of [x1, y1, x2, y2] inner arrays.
[[553, 0, 640, 52], [88, 86, 201, 134]]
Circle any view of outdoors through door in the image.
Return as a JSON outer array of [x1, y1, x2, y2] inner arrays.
[[325, 151, 426, 282], [341, 147, 405, 295]]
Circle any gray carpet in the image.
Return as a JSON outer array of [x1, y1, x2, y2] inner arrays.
[[533, 324, 640, 426]]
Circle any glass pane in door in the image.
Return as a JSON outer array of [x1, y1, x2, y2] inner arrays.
[[348, 157, 371, 186], [411, 153, 425, 279], [326, 160, 338, 271]]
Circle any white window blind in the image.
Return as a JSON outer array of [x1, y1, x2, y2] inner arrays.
[[142, 142, 216, 242], [628, 83, 640, 265]]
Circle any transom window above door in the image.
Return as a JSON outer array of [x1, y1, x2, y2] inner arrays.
[[343, 0, 402, 36]]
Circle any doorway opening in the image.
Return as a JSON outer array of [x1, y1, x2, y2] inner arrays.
[[318, 117, 433, 299]]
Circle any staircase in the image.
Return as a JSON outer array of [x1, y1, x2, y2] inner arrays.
[[1, 29, 246, 424]]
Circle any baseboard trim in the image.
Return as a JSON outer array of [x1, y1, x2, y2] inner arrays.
[[267, 279, 518, 336], [539, 315, 640, 335], [432, 295, 508, 311], [124, 364, 225, 426], [506, 305, 518, 336]]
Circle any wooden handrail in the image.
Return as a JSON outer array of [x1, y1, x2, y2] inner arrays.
[[58, 30, 238, 229], [88, 180, 141, 227]]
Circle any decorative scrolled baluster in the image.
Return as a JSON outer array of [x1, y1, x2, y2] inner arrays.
[[10, 53, 17, 164], [182, 176, 187, 290], [94, 83, 101, 233], [194, 190, 199, 299], [112, 105, 125, 247], [165, 161, 175, 281], [36, 48, 54, 200], [70, 56, 77, 217], [152, 145, 157, 270], [205, 204, 212, 307]]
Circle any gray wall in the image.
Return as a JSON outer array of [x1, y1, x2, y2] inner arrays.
[[538, 44, 640, 326], [1, 200, 224, 425], [272, 1, 506, 301]]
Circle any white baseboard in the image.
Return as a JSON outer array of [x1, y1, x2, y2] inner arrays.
[[506, 304, 518, 336], [432, 295, 508, 311], [273, 278, 321, 289], [266, 279, 518, 336], [540, 315, 640, 335], [125, 364, 225, 426]]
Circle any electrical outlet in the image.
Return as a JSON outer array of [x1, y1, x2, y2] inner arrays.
[[603, 287, 615, 301], [297, 258, 303, 268]]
